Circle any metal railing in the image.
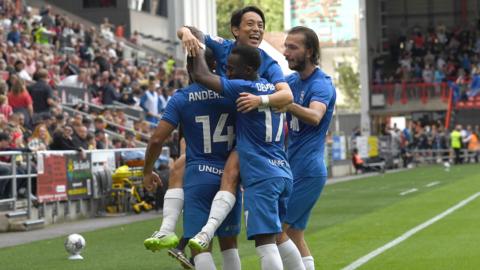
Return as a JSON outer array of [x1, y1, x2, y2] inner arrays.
[[0, 148, 147, 219]]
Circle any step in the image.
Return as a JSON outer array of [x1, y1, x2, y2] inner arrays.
[[8, 219, 44, 232], [6, 210, 28, 219], [24, 219, 45, 229]]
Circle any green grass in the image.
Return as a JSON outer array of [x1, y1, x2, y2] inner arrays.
[[1, 164, 480, 270]]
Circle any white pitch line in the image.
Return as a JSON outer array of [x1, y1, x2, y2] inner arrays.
[[342, 192, 480, 270], [400, 188, 418, 196], [426, 181, 440, 187]]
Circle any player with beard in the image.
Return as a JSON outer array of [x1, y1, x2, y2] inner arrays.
[[279, 26, 336, 270]]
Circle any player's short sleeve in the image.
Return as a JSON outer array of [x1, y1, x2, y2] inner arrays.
[[310, 79, 334, 107], [205, 35, 228, 56], [259, 51, 286, 85], [220, 77, 242, 101], [161, 92, 183, 127]]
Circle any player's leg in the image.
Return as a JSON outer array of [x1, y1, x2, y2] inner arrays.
[[191, 246, 217, 270], [216, 191, 242, 270], [283, 176, 327, 270], [276, 224, 305, 270], [144, 154, 186, 251], [286, 229, 314, 270], [245, 177, 292, 270], [184, 182, 222, 270], [189, 150, 240, 251], [255, 234, 283, 270]]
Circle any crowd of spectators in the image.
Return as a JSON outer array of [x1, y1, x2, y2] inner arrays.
[[379, 120, 480, 167], [373, 23, 480, 95], [0, 1, 187, 155], [0, 1, 188, 198]]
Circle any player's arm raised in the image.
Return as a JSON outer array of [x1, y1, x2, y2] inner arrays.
[[177, 26, 204, 57], [143, 121, 176, 191], [287, 101, 327, 126], [190, 48, 223, 93]]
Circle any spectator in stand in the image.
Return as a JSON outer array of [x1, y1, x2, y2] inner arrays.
[[115, 24, 125, 38], [139, 79, 162, 124], [94, 116, 107, 132], [94, 129, 108, 149], [50, 125, 78, 150], [59, 68, 89, 88], [422, 64, 434, 83], [28, 69, 56, 118], [7, 24, 20, 45], [72, 124, 89, 150], [102, 75, 120, 105], [0, 94, 13, 120], [7, 75, 33, 122], [0, 114, 7, 131], [14, 60, 32, 82], [27, 123, 51, 152], [125, 131, 136, 148]]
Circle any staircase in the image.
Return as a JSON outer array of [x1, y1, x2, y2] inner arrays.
[[0, 201, 45, 232]]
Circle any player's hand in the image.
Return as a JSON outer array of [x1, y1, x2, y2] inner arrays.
[[181, 28, 201, 57], [236, 92, 262, 113], [143, 172, 163, 192]]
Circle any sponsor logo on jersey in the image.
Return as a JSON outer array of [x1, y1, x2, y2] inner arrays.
[[255, 82, 275, 93], [198, 164, 224, 175], [268, 159, 287, 167]]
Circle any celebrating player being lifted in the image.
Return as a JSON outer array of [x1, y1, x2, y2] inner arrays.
[[191, 43, 293, 270]]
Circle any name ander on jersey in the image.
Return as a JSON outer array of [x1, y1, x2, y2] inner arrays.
[[188, 89, 223, 102]]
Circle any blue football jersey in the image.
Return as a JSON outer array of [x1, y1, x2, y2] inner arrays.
[[205, 35, 285, 85], [286, 68, 336, 178], [161, 83, 236, 174], [219, 77, 292, 187]]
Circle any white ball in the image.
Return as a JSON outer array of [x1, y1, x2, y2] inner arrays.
[[65, 234, 86, 255]]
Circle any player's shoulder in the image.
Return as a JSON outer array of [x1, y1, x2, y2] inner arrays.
[[286, 72, 300, 83], [172, 83, 206, 99], [206, 34, 234, 47], [309, 68, 334, 88]]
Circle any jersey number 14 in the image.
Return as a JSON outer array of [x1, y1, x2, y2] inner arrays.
[[195, 113, 235, 153]]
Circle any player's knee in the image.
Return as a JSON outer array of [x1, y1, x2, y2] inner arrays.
[[254, 233, 277, 247], [218, 236, 237, 251], [276, 231, 289, 244], [286, 228, 305, 245]]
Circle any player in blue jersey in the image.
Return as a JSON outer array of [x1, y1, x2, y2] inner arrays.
[[191, 44, 293, 270], [143, 49, 243, 270], [152, 6, 298, 258], [279, 26, 336, 270]]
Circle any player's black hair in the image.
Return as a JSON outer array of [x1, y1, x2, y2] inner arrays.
[[230, 45, 261, 72], [288, 26, 320, 65], [230, 6, 265, 35], [187, 47, 215, 75]]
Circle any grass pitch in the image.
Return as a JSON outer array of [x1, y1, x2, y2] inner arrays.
[[1, 164, 479, 270]]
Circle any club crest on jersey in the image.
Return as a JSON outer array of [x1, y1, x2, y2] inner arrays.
[[299, 91, 305, 104]]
